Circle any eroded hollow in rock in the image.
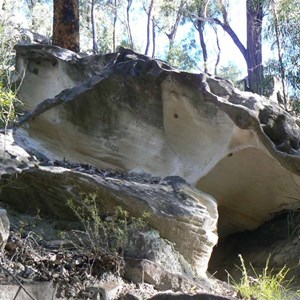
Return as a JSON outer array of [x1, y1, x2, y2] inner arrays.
[[208, 209, 300, 284], [197, 146, 300, 238]]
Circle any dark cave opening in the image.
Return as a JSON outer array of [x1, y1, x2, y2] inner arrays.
[[208, 210, 300, 282]]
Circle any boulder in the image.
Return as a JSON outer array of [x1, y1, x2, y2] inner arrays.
[[124, 228, 194, 276], [12, 45, 300, 239]]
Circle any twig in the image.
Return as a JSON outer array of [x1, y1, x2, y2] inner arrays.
[[12, 286, 22, 300], [0, 264, 37, 300]]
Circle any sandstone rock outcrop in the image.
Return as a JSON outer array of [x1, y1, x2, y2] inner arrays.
[[1, 44, 299, 299], [13, 45, 300, 238]]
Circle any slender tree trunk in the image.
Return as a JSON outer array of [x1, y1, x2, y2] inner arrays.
[[112, 0, 117, 52], [126, 0, 134, 49], [197, 19, 208, 73], [151, 18, 156, 58], [53, 0, 80, 52], [188, 0, 264, 93], [212, 17, 248, 63], [145, 0, 154, 55], [91, 0, 98, 53], [164, 0, 184, 61], [272, 0, 288, 109], [246, 0, 263, 94], [213, 26, 221, 75], [166, 0, 185, 45], [26, 0, 34, 27]]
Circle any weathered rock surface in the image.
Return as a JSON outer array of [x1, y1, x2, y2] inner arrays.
[[125, 229, 194, 276], [13, 45, 300, 238], [0, 208, 9, 250], [124, 257, 235, 297], [0, 131, 218, 277], [0, 277, 154, 300], [0, 282, 61, 300]]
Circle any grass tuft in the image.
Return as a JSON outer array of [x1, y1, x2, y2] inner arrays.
[[228, 254, 300, 300]]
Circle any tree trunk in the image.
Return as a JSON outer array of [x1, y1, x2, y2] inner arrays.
[[145, 0, 154, 55], [151, 18, 156, 58], [126, 0, 134, 49], [246, 0, 263, 94], [272, 0, 288, 109], [188, 0, 264, 94], [91, 0, 98, 53], [213, 26, 221, 75], [112, 0, 117, 52], [166, 0, 185, 45], [197, 19, 208, 73], [53, 0, 80, 52]]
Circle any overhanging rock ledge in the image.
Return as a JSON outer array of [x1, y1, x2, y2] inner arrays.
[[13, 45, 300, 237]]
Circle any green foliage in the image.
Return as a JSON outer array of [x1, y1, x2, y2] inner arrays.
[[2, 0, 299, 111], [0, 83, 18, 127], [165, 32, 201, 71], [154, 0, 185, 36], [0, 21, 21, 127], [29, 1, 53, 36], [67, 193, 149, 255], [217, 61, 244, 90], [230, 255, 300, 300], [291, 97, 300, 114], [264, 0, 300, 104]]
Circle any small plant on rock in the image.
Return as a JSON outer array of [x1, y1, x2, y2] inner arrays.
[[66, 192, 148, 256]]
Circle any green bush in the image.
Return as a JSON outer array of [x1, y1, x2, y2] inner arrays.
[[0, 21, 21, 128], [0, 82, 18, 127]]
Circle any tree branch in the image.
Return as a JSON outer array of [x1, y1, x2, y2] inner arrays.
[[213, 17, 248, 62], [182, 8, 248, 64], [0, 264, 37, 300]]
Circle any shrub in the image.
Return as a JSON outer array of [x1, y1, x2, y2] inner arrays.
[[0, 21, 21, 128], [66, 192, 148, 255], [0, 83, 18, 127]]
